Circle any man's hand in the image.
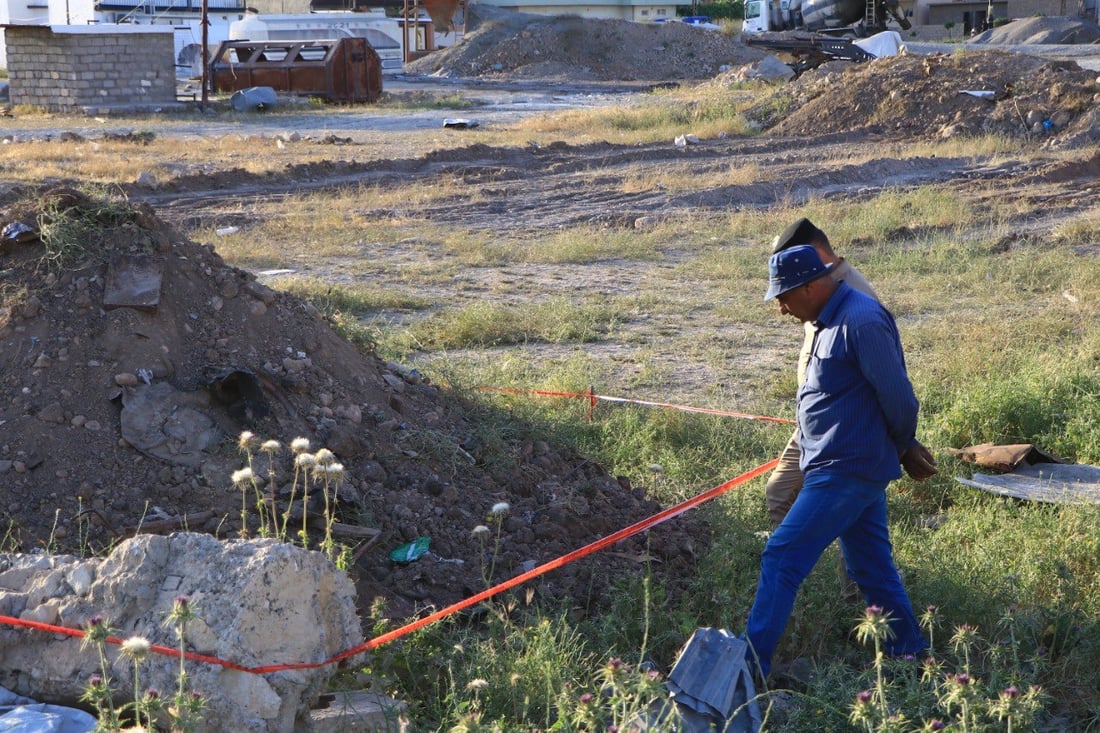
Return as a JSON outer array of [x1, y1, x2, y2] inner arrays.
[[901, 442, 938, 481]]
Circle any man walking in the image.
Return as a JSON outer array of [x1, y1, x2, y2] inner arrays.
[[744, 244, 934, 678], [763, 218, 884, 527]]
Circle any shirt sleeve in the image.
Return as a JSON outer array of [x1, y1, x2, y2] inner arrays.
[[850, 316, 919, 455]]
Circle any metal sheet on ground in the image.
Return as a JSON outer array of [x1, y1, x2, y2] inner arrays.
[[956, 463, 1100, 504]]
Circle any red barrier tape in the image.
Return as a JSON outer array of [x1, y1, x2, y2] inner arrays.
[[0, 459, 779, 675], [478, 386, 795, 425]]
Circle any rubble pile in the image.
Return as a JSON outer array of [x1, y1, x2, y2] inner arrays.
[[740, 49, 1100, 144], [0, 187, 707, 622], [406, 4, 767, 80]]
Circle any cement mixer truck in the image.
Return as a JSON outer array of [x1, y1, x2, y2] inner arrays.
[[741, 0, 911, 36]]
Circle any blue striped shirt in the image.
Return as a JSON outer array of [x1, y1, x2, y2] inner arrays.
[[797, 282, 920, 482]]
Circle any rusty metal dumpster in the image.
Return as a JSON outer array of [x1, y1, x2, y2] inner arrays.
[[209, 37, 382, 103]]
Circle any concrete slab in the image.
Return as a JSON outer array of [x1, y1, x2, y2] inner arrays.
[[304, 690, 409, 733]]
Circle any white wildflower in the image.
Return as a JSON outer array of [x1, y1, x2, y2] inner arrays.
[[295, 453, 317, 469], [314, 448, 337, 466], [290, 437, 311, 454], [120, 635, 151, 661], [237, 431, 258, 451], [472, 525, 490, 538], [260, 439, 281, 454], [231, 468, 254, 487], [491, 502, 510, 516]]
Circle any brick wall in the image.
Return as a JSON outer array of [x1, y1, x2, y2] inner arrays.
[[5, 26, 176, 112]]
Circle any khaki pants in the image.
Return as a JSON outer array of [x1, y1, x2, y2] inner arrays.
[[764, 430, 803, 528]]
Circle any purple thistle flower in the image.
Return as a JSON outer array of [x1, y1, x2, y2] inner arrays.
[[1003, 685, 1020, 699], [579, 692, 593, 704], [145, 688, 160, 699], [929, 719, 946, 731], [866, 605, 884, 616], [857, 690, 873, 704]]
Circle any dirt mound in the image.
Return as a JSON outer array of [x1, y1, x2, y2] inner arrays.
[[738, 50, 1100, 142], [406, 4, 766, 80], [0, 188, 707, 621], [972, 15, 1100, 44]]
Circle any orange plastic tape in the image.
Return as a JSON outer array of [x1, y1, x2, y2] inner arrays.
[[0, 458, 779, 674]]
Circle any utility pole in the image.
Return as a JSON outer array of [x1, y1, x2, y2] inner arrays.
[[201, 0, 209, 109]]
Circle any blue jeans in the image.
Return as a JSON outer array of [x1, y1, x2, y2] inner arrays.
[[745, 471, 927, 678]]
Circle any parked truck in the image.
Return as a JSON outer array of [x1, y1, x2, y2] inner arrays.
[[741, 0, 910, 36]]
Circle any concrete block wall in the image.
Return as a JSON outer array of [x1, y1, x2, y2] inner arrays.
[[5, 26, 176, 112]]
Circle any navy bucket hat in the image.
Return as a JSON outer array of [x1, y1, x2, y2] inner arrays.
[[764, 244, 833, 301]]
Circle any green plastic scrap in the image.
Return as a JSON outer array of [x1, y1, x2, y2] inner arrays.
[[390, 536, 430, 564]]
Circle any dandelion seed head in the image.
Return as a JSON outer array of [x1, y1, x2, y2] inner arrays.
[[295, 453, 316, 468], [231, 467, 254, 487], [237, 431, 258, 451], [466, 678, 489, 691], [261, 439, 281, 454], [491, 502, 510, 515], [472, 525, 490, 537], [315, 448, 337, 466], [121, 635, 151, 661], [291, 437, 311, 454]]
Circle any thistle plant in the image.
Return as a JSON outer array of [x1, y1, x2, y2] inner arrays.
[[231, 467, 255, 539], [471, 524, 493, 588], [236, 431, 272, 537], [919, 604, 941, 653], [260, 439, 283, 535], [561, 657, 672, 732], [119, 635, 152, 730], [854, 605, 895, 721], [283, 437, 312, 542], [164, 594, 206, 733], [472, 502, 509, 588], [295, 451, 317, 547], [949, 623, 981, 676], [79, 615, 120, 730], [312, 448, 345, 563]]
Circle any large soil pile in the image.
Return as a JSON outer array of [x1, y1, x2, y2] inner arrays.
[[972, 15, 1100, 44], [0, 188, 707, 621], [407, 4, 767, 80], [738, 49, 1100, 144]]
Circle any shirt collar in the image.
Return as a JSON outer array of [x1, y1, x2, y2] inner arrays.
[[814, 280, 852, 329]]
